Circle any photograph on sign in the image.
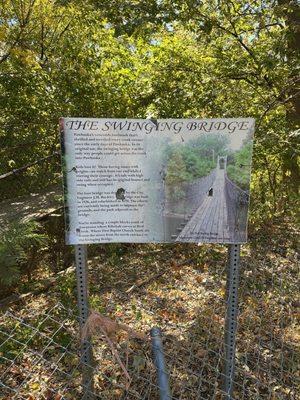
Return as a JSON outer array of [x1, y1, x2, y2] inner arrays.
[[60, 118, 255, 244]]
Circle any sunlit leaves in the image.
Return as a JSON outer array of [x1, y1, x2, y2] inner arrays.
[[0, 0, 298, 213]]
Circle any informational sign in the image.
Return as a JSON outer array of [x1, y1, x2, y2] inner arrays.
[[60, 118, 255, 244]]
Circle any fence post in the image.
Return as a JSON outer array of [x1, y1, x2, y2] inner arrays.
[[74, 244, 94, 399], [150, 327, 172, 400], [224, 244, 241, 399]]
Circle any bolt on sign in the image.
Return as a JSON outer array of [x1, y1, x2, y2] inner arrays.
[[60, 118, 255, 244]]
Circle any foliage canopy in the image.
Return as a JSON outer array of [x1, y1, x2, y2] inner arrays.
[[0, 0, 299, 216]]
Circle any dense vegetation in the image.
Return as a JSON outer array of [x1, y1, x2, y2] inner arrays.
[[165, 134, 228, 200], [165, 134, 254, 198], [0, 0, 299, 293], [1, 0, 298, 201], [227, 142, 253, 190]]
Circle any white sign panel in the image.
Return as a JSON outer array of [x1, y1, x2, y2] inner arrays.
[[60, 118, 255, 244]]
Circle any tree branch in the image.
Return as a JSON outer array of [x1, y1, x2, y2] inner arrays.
[[0, 152, 60, 180], [0, 0, 36, 64]]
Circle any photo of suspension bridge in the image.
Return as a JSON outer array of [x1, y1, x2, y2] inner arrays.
[[162, 132, 253, 244]]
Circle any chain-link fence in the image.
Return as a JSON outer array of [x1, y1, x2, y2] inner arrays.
[[1, 265, 299, 400], [0, 152, 299, 399]]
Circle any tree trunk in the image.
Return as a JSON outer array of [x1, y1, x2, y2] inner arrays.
[[279, 0, 300, 194]]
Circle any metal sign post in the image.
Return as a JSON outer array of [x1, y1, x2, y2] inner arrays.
[[74, 245, 94, 399], [224, 244, 241, 399]]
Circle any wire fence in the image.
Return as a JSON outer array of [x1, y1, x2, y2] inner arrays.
[[0, 152, 299, 399], [1, 251, 299, 400]]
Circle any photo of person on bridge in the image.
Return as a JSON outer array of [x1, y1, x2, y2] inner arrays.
[[163, 131, 253, 243]]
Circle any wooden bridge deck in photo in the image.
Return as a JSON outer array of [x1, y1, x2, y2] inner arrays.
[[175, 154, 249, 243], [176, 166, 231, 243]]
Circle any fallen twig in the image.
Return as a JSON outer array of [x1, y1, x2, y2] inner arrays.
[[82, 310, 148, 390]]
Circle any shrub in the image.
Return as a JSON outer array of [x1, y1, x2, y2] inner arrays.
[[0, 220, 47, 289]]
